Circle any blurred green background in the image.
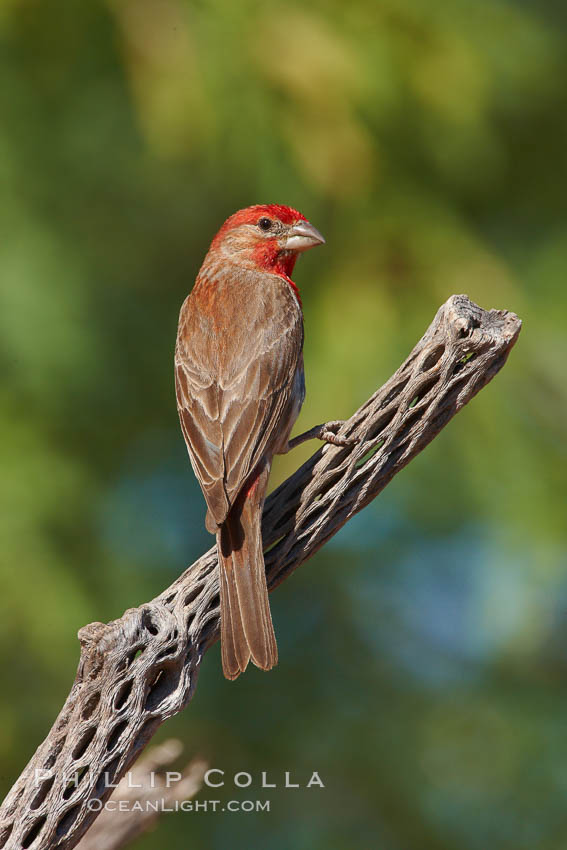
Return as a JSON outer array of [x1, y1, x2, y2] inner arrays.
[[1, 0, 567, 847]]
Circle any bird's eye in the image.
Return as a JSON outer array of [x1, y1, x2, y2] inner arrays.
[[258, 217, 273, 232]]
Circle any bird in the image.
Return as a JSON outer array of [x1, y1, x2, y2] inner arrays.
[[175, 204, 351, 680]]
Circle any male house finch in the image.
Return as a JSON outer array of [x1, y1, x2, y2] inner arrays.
[[175, 204, 350, 680]]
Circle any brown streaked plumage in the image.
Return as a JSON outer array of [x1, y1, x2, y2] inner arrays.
[[175, 204, 345, 680]]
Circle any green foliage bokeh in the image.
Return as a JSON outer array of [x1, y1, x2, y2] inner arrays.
[[1, 1, 566, 848]]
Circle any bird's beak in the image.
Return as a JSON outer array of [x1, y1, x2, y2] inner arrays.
[[285, 220, 326, 252]]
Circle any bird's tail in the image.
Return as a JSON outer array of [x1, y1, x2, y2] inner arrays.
[[216, 467, 277, 680]]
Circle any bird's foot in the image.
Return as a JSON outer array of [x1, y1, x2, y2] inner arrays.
[[286, 420, 356, 451], [317, 420, 357, 447]]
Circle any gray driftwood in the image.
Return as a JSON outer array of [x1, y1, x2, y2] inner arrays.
[[0, 295, 521, 850]]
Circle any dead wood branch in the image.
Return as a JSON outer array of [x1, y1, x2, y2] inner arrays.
[[0, 295, 521, 850], [75, 740, 206, 850]]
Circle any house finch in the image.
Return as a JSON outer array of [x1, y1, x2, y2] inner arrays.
[[175, 204, 350, 680]]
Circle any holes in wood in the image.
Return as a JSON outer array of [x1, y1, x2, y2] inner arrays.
[[457, 317, 480, 338], [126, 646, 146, 667], [56, 804, 80, 838], [366, 407, 396, 441], [355, 440, 385, 469], [72, 726, 96, 760], [114, 679, 134, 711], [408, 376, 439, 410], [318, 467, 344, 492], [62, 766, 88, 800], [422, 345, 445, 371], [141, 608, 160, 636], [95, 756, 121, 797], [196, 620, 217, 655], [388, 442, 409, 468], [157, 642, 179, 661], [0, 823, 13, 849], [29, 774, 55, 810], [183, 586, 204, 608], [106, 720, 128, 752], [22, 816, 46, 849], [145, 669, 164, 708], [453, 351, 476, 374], [62, 780, 76, 802], [382, 378, 409, 405], [397, 409, 423, 443], [144, 666, 180, 712], [324, 447, 348, 472], [81, 691, 100, 721]]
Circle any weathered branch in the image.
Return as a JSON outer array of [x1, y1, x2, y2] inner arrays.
[[0, 295, 521, 850], [75, 740, 206, 850]]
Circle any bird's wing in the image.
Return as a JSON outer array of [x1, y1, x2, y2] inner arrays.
[[175, 276, 303, 527]]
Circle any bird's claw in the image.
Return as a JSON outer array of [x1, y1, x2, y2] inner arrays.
[[320, 420, 356, 447]]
